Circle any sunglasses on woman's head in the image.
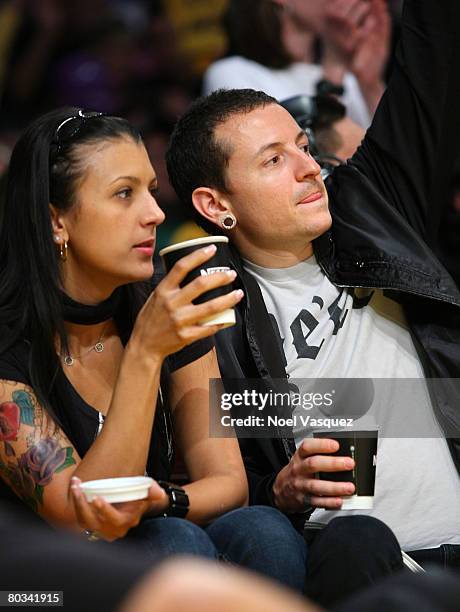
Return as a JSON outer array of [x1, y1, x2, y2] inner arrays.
[[52, 110, 105, 156]]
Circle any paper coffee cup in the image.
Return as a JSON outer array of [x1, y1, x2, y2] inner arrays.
[[159, 236, 235, 328], [313, 430, 378, 510]]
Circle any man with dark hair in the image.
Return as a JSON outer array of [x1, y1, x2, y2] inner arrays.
[[203, 0, 391, 127], [166, 0, 460, 605], [167, 88, 277, 236]]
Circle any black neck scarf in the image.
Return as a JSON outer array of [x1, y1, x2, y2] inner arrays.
[[62, 288, 122, 325]]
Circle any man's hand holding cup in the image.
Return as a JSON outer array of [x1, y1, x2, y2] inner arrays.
[[272, 437, 356, 514]]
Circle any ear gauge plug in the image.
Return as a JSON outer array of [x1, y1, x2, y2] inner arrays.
[[220, 213, 237, 230]]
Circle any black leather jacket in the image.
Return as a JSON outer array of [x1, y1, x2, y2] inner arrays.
[[213, 0, 460, 519]]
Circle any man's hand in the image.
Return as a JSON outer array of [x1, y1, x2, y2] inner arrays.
[[272, 438, 355, 513], [70, 477, 169, 542], [322, 0, 390, 111], [323, 0, 372, 62], [348, 0, 391, 89]]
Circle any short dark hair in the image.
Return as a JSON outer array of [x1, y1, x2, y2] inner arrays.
[[166, 88, 277, 234], [0, 107, 142, 416]]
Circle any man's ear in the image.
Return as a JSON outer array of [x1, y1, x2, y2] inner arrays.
[[192, 187, 234, 230], [49, 204, 69, 242]]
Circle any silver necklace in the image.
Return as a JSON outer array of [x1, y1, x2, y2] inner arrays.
[[60, 324, 108, 367]]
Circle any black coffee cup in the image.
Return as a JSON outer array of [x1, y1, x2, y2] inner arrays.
[[313, 430, 378, 509], [159, 236, 235, 327]]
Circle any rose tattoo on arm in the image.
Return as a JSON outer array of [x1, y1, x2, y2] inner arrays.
[[0, 388, 76, 512], [0, 402, 20, 441]]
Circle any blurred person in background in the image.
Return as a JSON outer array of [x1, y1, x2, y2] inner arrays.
[[203, 0, 391, 128], [3, 498, 460, 612], [0, 0, 118, 128], [0, 499, 316, 612], [52, 19, 134, 114]]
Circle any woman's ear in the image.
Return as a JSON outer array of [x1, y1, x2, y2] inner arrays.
[[192, 187, 234, 230], [49, 204, 68, 242]]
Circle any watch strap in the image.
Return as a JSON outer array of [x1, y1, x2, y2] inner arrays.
[[158, 480, 189, 518]]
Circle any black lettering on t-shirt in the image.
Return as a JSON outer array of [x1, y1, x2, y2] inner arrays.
[[278, 288, 373, 363], [328, 290, 349, 335], [290, 308, 325, 360]]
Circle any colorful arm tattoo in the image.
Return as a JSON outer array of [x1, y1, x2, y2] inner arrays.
[[0, 388, 76, 512]]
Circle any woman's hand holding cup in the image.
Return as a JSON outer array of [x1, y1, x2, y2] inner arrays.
[[131, 240, 243, 361], [70, 476, 169, 542]]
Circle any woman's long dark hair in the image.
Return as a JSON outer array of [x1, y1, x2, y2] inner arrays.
[[223, 0, 321, 69], [0, 107, 147, 420], [224, 0, 292, 69]]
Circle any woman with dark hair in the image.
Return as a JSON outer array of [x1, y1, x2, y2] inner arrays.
[[0, 107, 307, 590], [203, 0, 391, 128]]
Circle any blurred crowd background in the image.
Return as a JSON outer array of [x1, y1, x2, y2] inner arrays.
[[0, 0, 231, 248], [0, 0, 458, 283]]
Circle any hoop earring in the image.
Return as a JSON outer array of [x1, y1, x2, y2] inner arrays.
[[220, 213, 237, 230], [59, 240, 68, 262]]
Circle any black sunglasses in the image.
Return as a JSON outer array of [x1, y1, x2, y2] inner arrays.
[[52, 110, 105, 157]]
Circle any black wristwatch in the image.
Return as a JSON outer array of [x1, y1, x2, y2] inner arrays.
[[158, 481, 189, 518]]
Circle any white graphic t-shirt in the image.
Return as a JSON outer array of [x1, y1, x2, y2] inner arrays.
[[243, 255, 460, 551]]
